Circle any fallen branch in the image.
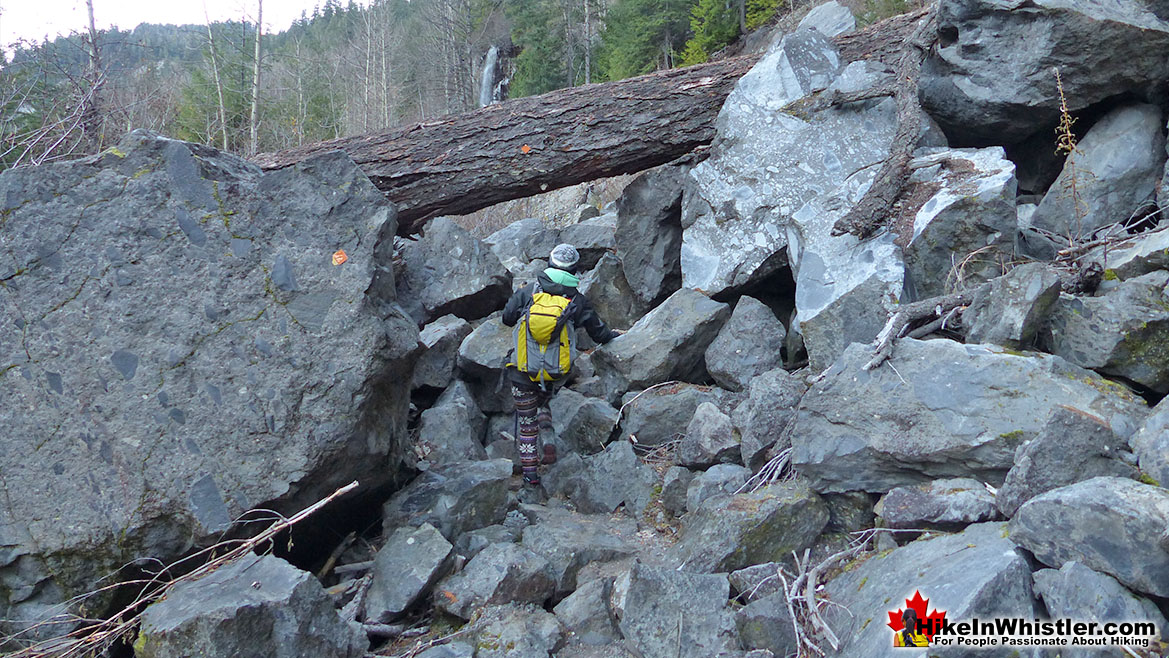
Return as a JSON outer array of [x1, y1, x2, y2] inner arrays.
[[334, 560, 375, 575], [864, 284, 988, 370], [317, 531, 357, 579], [3, 481, 360, 658]]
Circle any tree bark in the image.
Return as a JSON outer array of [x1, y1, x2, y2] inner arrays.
[[249, 0, 263, 156], [253, 13, 923, 236], [255, 55, 757, 235]]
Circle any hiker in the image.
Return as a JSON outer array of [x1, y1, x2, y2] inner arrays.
[[894, 608, 929, 647], [501, 243, 621, 486]]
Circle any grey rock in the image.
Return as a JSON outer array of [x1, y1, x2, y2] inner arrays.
[[673, 481, 829, 573], [366, 523, 453, 623], [610, 562, 739, 658], [1132, 395, 1169, 489], [137, 554, 364, 658], [549, 387, 620, 455], [685, 463, 753, 513], [396, 216, 511, 326], [660, 466, 695, 516], [919, 0, 1169, 143], [1046, 271, 1169, 393], [544, 441, 656, 515], [553, 578, 621, 646], [731, 368, 807, 469], [578, 253, 648, 331], [592, 288, 730, 390], [679, 402, 741, 467], [519, 505, 639, 596], [998, 406, 1138, 517], [434, 543, 555, 620], [963, 263, 1063, 349], [615, 163, 688, 306], [1030, 104, 1167, 242], [791, 339, 1148, 493], [797, 0, 855, 36], [1084, 226, 1169, 281], [704, 296, 787, 392], [901, 148, 1017, 299], [560, 214, 617, 272], [875, 478, 1000, 530], [618, 383, 739, 447], [484, 218, 545, 265], [414, 315, 473, 390], [735, 593, 797, 657], [468, 603, 563, 658], [554, 645, 638, 658], [454, 524, 520, 560], [382, 459, 513, 541], [416, 642, 475, 658], [0, 134, 420, 632], [1010, 477, 1169, 597], [416, 380, 488, 465], [823, 523, 1035, 658], [823, 492, 877, 533], [455, 312, 514, 412], [728, 562, 783, 602], [1033, 561, 1167, 657]]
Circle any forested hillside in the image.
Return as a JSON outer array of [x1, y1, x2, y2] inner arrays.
[[0, 0, 901, 169]]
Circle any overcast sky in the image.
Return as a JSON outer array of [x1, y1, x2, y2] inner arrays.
[[0, 0, 357, 51]]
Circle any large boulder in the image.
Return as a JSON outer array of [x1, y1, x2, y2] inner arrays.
[[455, 312, 514, 413], [468, 604, 564, 658], [553, 578, 622, 647], [136, 554, 365, 658], [962, 263, 1062, 349], [731, 368, 807, 469], [900, 148, 1018, 299], [559, 214, 618, 272], [414, 315, 473, 390], [997, 406, 1138, 517], [395, 216, 511, 326], [1084, 225, 1169, 281], [548, 387, 620, 455], [483, 218, 545, 265], [0, 133, 420, 632], [735, 593, 797, 657], [1132, 396, 1169, 488], [592, 288, 730, 390], [1009, 477, 1169, 597], [434, 543, 555, 620], [678, 402, 741, 467], [685, 464, 753, 513], [823, 523, 1036, 658], [610, 562, 739, 658], [544, 441, 656, 515], [382, 459, 513, 541], [875, 478, 999, 530], [672, 481, 829, 573], [791, 339, 1147, 493], [415, 380, 488, 465], [365, 523, 454, 623], [519, 506, 640, 596], [615, 163, 688, 307], [617, 383, 738, 447], [703, 296, 787, 392], [577, 253, 647, 331], [919, 0, 1169, 143], [1045, 271, 1169, 393], [1028, 103, 1166, 247]]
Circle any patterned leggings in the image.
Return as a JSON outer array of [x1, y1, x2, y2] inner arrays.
[[512, 386, 549, 482]]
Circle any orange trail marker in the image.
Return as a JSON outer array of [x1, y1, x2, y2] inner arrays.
[[520, 144, 531, 154], [332, 250, 348, 266]]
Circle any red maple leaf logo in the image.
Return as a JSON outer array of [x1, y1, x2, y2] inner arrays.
[[888, 590, 947, 641]]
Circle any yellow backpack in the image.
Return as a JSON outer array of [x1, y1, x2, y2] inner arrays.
[[513, 290, 577, 385]]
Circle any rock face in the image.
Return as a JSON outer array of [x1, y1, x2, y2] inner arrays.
[[1029, 104, 1167, 242], [672, 481, 829, 573], [1045, 271, 1169, 393], [875, 478, 999, 530], [996, 406, 1138, 517], [731, 368, 807, 469], [791, 339, 1147, 493], [1032, 561, 1168, 648], [577, 253, 647, 331], [1010, 477, 1169, 597], [703, 296, 787, 392], [416, 380, 488, 465], [900, 148, 1017, 299], [0, 133, 420, 629], [615, 163, 687, 307], [919, 0, 1169, 143], [1132, 397, 1169, 488], [366, 523, 454, 623], [824, 523, 1035, 658], [962, 263, 1062, 348], [395, 216, 511, 326], [592, 288, 730, 390], [610, 562, 739, 658], [137, 554, 364, 658]]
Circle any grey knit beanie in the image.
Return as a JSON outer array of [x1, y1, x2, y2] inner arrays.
[[549, 243, 580, 272]]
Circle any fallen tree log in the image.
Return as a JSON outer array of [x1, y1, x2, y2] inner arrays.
[[254, 14, 922, 236], [255, 57, 755, 235]]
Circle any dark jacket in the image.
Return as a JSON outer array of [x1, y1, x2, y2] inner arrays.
[[502, 268, 618, 388], [502, 269, 619, 344]]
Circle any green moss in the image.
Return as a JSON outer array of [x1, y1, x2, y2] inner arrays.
[[1138, 472, 1161, 487], [858, 576, 868, 590], [105, 146, 127, 158], [1103, 269, 1119, 281], [998, 430, 1025, 441]]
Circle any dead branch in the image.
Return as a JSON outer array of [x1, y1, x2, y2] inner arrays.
[[3, 481, 359, 658], [832, 7, 938, 239], [317, 531, 357, 580], [864, 284, 988, 371]]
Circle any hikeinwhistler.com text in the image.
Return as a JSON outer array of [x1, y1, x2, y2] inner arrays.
[[922, 617, 1159, 649]]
